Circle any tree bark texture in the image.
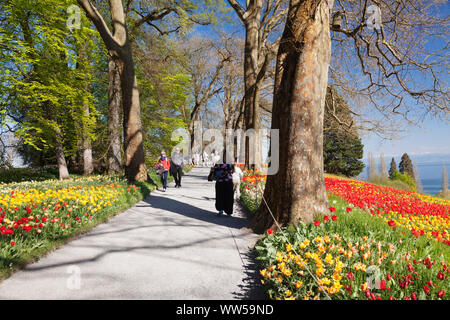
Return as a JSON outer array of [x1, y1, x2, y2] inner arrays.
[[82, 101, 94, 176], [243, 0, 263, 170], [54, 126, 70, 180], [77, 42, 94, 176], [119, 45, 147, 182], [107, 55, 123, 174], [251, 0, 333, 232]]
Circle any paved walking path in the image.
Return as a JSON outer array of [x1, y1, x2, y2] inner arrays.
[[0, 168, 264, 300]]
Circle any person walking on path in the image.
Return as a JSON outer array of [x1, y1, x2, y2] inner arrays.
[[211, 150, 221, 166], [202, 151, 209, 167], [210, 152, 235, 216], [232, 165, 244, 199], [171, 147, 184, 188], [157, 151, 170, 192]]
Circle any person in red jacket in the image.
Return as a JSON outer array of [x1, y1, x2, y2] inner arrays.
[[157, 151, 170, 192]]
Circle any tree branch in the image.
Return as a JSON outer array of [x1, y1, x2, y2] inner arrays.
[[76, 0, 117, 50], [132, 7, 176, 31], [226, 0, 246, 23]]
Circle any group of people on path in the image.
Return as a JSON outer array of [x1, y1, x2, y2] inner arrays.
[[157, 149, 243, 217], [191, 151, 221, 167]]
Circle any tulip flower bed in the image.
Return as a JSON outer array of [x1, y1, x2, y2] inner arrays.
[[240, 171, 267, 213], [325, 178, 450, 246], [256, 195, 450, 300], [0, 174, 153, 279], [241, 173, 450, 245], [240, 172, 450, 299]]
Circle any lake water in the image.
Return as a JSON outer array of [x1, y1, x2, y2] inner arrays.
[[362, 160, 449, 195], [417, 162, 450, 195]]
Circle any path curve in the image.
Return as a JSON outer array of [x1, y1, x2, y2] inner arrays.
[[0, 168, 264, 300]]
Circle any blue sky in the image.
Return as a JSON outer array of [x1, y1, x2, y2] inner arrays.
[[360, 2, 449, 159], [362, 116, 450, 159]]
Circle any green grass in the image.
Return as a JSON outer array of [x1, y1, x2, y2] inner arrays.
[[0, 166, 63, 184]]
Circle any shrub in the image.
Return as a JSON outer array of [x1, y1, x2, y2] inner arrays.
[[391, 171, 417, 192], [436, 190, 450, 200], [0, 166, 60, 184], [368, 174, 414, 192]]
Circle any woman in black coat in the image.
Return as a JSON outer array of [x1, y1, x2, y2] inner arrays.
[[210, 152, 235, 216]]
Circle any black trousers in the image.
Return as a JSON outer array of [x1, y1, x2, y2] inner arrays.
[[215, 180, 234, 215], [173, 165, 183, 186]]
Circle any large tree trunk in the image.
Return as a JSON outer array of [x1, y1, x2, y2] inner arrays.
[[110, 0, 147, 182], [77, 0, 147, 182], [83, 141, 93, 175], [189, 106, 202, 154], [243, 0, 263, 170], [223, 79, 234, 131], [223, 87, 234, 160], [77, 42, 94, 176], [54, 127, 70, 180], [120, 51, 147, 182], [251, 0, 333, 233], [82, 85, 93, 176], [233, 98, 245, 163], [107, 56, 122, 174], [82, 109, 94, 176]]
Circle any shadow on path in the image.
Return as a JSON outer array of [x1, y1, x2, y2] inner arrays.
[[19, 188, 252, 273], [23, 232, 242, 273], [232, 248, 266, 300], [141, 195, 248, 230]]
